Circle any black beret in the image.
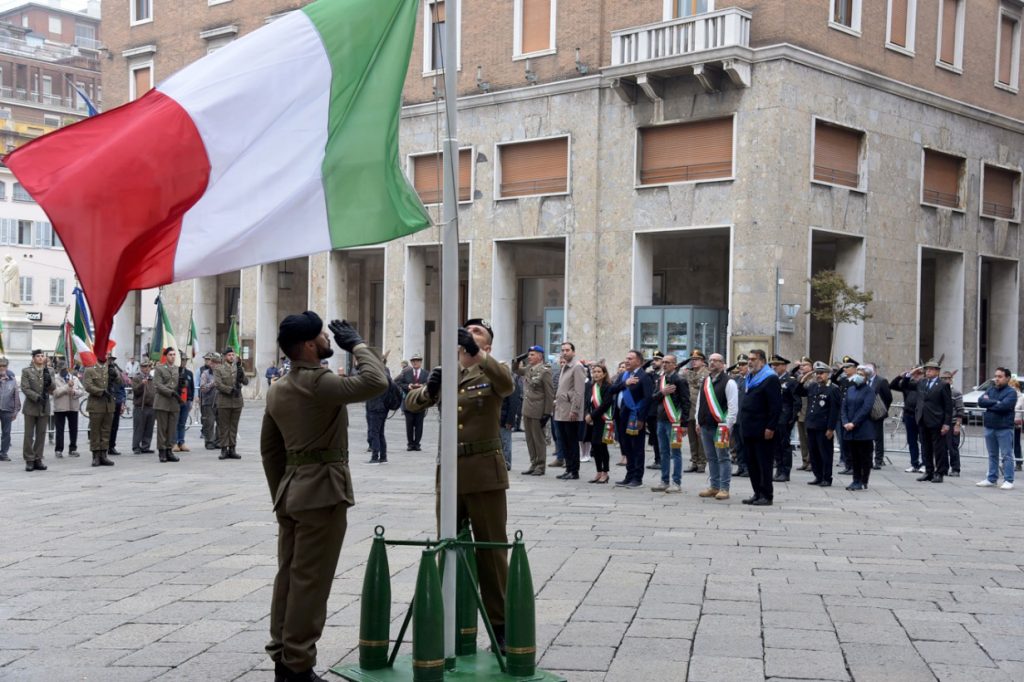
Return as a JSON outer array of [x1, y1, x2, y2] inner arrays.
[[463, 318, 494, 341], [277, 311, 324, 348], [223, 347, 236, 355], [30, 349, 44, 356]]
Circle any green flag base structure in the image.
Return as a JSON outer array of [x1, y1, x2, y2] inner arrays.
[[331, 527, 564, 682]]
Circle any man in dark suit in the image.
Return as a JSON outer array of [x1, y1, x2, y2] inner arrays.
[[395, 353, 427, 451], [609, 349, 654, 488], [866, 363, 893, 469], [913, 359, 953, 482], [739, 349, 782, 505], [769, 354, 799, 482]]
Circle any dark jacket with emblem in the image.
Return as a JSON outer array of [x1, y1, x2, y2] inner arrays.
[[796, 380, 841, 432], [405, 352, 514, 495], [777, 371, 800, 428], [260, 344, 387, 513]]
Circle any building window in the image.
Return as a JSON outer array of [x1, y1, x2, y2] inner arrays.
[[49, 278, 65, 305], [514, 0, 556, 58], [410, 148, 473, 205], [887, 0, 917, 52], [132, 0, 152, 25], [638, 117, 733, 186], [75, 22, 97, 48], [829, 0, 861, 34], [13, 183, 33, 203], [813, 120, 864, 189], [34, 222, 54, 247], [982, 164, 1021, 221], [130, 64, 152, 101], [19, 276, 32, 304], [0, 183, 6, 201], [423, 0, 460, 75], [997, 9, 1021, 90], [496, 136, 570, 198], [48, 16, 61, 34], [922, 149, 964, 210], [673, 0, 710, 18], [937, 0, 965, 71]]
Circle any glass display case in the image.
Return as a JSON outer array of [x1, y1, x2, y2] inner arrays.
[[543, 307, 563, 363], [633, 306, 728, 359]]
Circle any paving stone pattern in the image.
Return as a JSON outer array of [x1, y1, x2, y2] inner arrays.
[[0, 403, 1021, 680]]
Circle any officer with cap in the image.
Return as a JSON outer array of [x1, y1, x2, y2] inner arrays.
[[512, 344, 554, 475], [131, 357, 157, 454], [198, 352, 220, 449], [82, 354, 117, 468], [795, 361, 842, 485], [769, 354, 800, 482], [153, 347, 182, 463], [262, 313, 387, 682], [216, 346, 249, 459], [684, 349, 709, 473], [396, 352, 428, 451], [404, 317, 514, 649], [20, 348, 54, 471]]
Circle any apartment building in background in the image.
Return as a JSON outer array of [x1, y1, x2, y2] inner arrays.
[[102, 0, 1023, 386], [0, 0, 100, 369]]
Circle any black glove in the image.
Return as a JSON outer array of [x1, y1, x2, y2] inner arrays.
[[42, 368, 52, 391], [426, 367, 442, 399], [329, 319, 364, 353], [457, 328, 479, 357], [107, 364, 118, 381], [236, 364, 244, 382], [514, 351, 529, 364]]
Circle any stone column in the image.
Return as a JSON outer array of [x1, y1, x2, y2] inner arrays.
[[490, 242, 517, 363], [932, 252, 965, 389], [193, 276, 217, 361], [404, 246, 427, 363], [254, 263, 278, 377], [988, 259, 1020, 372]]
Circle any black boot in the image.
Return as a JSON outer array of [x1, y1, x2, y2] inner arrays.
[[159, 449, 168, 463], [227, 447, 241, 460], [33, 459, 47, 471], [98, 451, 115, 466], [26, 460, 36, 471], [165, 449, 180, 462], [219, 448, 229, 460], [92, 451, 102, 467]]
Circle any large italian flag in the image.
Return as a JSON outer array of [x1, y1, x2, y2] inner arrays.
[[4, 0, 430, 359]]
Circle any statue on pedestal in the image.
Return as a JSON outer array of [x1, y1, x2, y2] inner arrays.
[[2, 255, 19, 307]]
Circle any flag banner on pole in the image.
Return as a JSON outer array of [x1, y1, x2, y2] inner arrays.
[[226, 317, 240, 356], [187, 311, 199, 360], [4, 0, 429, 360], [150, 296, 178, 364], [72, 287, 97, 367]]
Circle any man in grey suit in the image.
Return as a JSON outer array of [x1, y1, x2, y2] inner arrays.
[[552, 341, 586, 480]]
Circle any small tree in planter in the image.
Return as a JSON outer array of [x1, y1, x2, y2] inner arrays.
[[807, 270, 873, 363]]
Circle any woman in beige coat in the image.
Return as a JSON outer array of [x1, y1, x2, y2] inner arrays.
[[53, 363, 86, 457]]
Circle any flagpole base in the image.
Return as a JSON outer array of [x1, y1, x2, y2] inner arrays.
[[330, 652, 566, 681]]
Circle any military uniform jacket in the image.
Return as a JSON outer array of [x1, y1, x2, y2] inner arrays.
[[20, 365, 54, 416], [82, 363, 115, 413], [153, 364, 181, 413], [261, 344, 387, 514], [685, 366, 709, 421], [514, 359, 553, 419], [405, 352, 514, 495], [777, 372, 800, 428], [131, 373, 156, 408], [215, 361, 248, 408], [796, 381, 841, 431]]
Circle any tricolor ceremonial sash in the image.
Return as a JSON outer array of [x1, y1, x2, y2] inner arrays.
[[661, 375, 682, 424], [703, 376, 726, 424]]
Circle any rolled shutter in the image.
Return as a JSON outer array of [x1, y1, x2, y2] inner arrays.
[[458, 149, 472, 201], [923, 150, 962, 208], [813, 122, 861, 187], [132, 66, 150, 100], [500, 138, 569, 197], [983, 166, 1019, 220], [412, 149, 472, 204], [998, 16, 1016, 86], [890, 0, 908, 47], [521, 0, 551, 54], [431, 1, 445, 23], [940, 0, 957, 65], [639, 117, 733, 185]]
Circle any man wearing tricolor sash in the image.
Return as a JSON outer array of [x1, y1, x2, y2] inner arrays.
[[650, 354, 690, 493], [697, 353, 739, 500]]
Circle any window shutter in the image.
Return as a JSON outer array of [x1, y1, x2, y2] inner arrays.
[[521, 0, 551, 54], [33, 221, 42, 247], [412, 149, 471, 204], [639, 117, 733, 185], [998, 16, 1015, 85], [0, 218, 8, 245], [458, 149, 472, 201], [133, 66, 151, 100], [983, 166, 1019, 219], [500, 138, 569, 197], [923, 150, 962, 208], [813, 122, 861, 187], [940, 0, 957, 64], [890, 0, 908, 47], [49, 278, 57, 304]]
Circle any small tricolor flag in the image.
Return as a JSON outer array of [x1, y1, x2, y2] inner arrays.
[[226, 316, 240, 356], [186, 311, 199, 361], [150, 295, 178, 365]]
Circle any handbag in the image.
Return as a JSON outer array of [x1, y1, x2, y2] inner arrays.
[[870, 393, 887, 420]]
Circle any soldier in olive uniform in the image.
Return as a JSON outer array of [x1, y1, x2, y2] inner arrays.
[[20, 349, 54, 471], [684, 350, 710, 473], [405, 318, 514, 647], [216, 347, 248, 459], [153, 347, 182, 463], [513, 344, 554, 476], [261, 313, 386, 682], [82, 358, 117, 467]]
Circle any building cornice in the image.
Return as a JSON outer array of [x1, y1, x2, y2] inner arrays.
[[402, 43, 1024, 136], [121, 44, 157, 59]]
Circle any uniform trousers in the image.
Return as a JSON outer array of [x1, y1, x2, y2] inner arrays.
[[404, 409, 425, 448], [453, 490, 508, 628], [132, 406, 154, 451], [218, 406, 242, 449], [156, 409, 177, 450], [88, 411, 113, 452], [745, 434, 775, 501], [797, 420, 809, 467], [22, 413, 47, 462], [919, 424, 949, 477], [54, 410, 78, 453], [201, 403, 218, 445], [554, 420, 581, 475], [687, 418, 705, 468], [523, 416, 546, 472], [806, 428, 834, 484], [773, 422, 794, 476], [267, 502, 348, 673], [109, 403, 122, 450]]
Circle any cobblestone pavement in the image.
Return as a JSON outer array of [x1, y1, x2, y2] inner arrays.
[[1, 402, 1022, 681]]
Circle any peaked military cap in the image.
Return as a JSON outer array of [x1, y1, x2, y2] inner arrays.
[[769, 354, 790, 365], [690, 349, 706, 361], [812, 361, 830, 373]]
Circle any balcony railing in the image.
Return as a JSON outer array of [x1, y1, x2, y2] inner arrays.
[[0, 33, 100, 65], [611, 8, 751, 67], [0, 85, 95, 114]]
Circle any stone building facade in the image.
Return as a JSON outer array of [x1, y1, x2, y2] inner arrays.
[[102, 0, 1023, 386]]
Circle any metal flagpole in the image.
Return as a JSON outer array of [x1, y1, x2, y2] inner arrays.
[[439, 0, 460, 666]]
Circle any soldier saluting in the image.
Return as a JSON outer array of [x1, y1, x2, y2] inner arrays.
[[404, 318, 514, 650], [260, 312, 386, 682]]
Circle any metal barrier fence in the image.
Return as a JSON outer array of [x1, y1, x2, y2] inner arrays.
[[883, 403, 1022, 461]]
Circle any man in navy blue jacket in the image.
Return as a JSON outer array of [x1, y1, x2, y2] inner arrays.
[[609, 349, 654, 488], [976, 367, 1018, 489], [739, 349, 782, 505]]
